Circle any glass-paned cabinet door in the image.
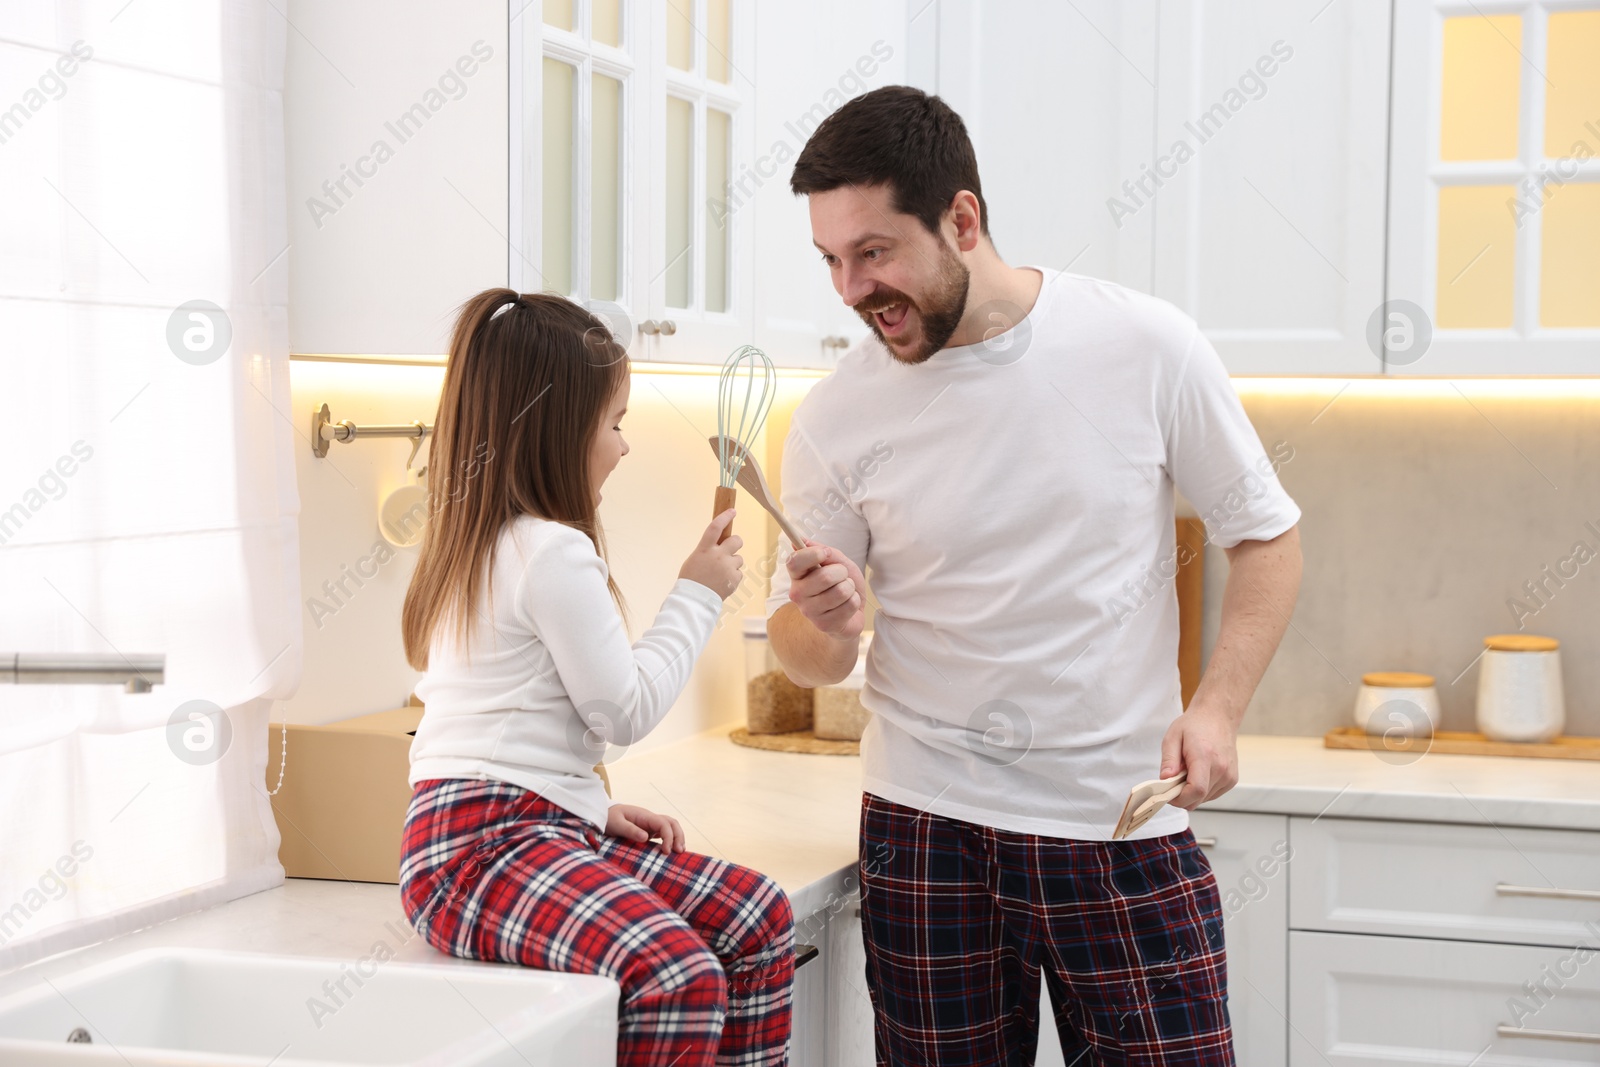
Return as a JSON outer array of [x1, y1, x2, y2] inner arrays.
[[646, 0, 753, 359], [513, 0, 637, 342], [1388, 0, 1600, 373]]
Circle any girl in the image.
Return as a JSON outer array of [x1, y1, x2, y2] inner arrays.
[[398, 289, 795, 1066]]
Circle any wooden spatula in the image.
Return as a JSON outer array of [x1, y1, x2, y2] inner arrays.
[[1112, 771, 1188, 839], [708, 435, 811, 551]]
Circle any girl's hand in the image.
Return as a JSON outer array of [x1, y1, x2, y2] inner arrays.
[[679, 509, 744, 599], [605, 803, 686, 852]]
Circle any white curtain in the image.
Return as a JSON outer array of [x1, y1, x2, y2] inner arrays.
[[0, 1, 298, 969]]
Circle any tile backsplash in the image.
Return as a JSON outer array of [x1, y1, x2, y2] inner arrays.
[[289, 361, 1600, 746], [287, 359, 808, 758], [1207, 381, 1600, 739]]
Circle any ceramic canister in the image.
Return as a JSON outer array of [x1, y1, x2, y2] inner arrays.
[[1477, 634, 1565, 743], [1354, 672, 1440, 738]]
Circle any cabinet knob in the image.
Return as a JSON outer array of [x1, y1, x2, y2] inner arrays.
[[639, 320, 661, 336], [658, 319, 677, 336]]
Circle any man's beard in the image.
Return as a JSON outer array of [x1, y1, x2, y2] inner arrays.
[[852, 244, 971, 365]]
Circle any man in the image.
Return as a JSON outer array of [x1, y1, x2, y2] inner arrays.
[[766, 85, 1302, 1065]]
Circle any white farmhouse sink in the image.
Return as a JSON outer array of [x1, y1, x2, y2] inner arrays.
[[0, 947, 618, 1066]]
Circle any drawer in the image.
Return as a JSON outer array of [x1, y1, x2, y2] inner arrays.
[[1290, 930, 1600, 1065], [1289, 816, 1600, 948]]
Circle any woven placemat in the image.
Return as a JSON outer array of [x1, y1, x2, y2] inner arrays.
[[729, 726, 860, 756]]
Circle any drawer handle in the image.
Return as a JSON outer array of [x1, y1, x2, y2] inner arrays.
[[1194, 837, 1217, 849], [1496, 882, 1600, 903], [795, 943, 820, 969], [1497, 1023, 1600, 1045]]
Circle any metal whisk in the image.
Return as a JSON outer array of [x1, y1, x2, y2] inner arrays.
[[714, 345, 776, 543]]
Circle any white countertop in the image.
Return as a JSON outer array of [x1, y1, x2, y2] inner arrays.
[[1209, 734, 1600, 831], [602, 725, 864, 920], [0, 725, 867, 1000], [7, 728, 1595, 999]]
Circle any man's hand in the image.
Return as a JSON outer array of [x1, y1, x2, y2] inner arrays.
[[604, 803, 686, 852], [786, 540, 866, 641], [1159, 705, 1239, 809]]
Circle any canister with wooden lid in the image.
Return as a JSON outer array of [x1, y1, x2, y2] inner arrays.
[[1476, 634, 1565, 742], [1354, 671, 1440, 737]]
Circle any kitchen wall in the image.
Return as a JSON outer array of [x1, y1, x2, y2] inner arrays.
[[1206, 380, 1600, 739], [286, 357, 813, 758], [289, 360, 1600, 745]]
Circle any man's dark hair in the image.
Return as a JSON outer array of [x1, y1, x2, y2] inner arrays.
[[790, 85, 989, 238]]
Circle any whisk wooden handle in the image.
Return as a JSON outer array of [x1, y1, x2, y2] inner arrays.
[[713, 485, 737, 544]]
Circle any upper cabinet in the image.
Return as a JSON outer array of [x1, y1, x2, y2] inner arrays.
[[924, 1, 1160, 297], [1387, 0, 1600, 375], [928, 0, 1392, 376], [286, 0, 511, 356], [513, 0, 760, 362], [1152, 0, 1392, 376], [515, 0, 906, 367], [745, 1, 910, 368], [288, 0, 1593, 374]]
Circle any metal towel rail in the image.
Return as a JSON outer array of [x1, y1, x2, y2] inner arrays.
[[311, 403, 432, 464]]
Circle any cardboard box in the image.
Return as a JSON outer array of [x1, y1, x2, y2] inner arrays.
[[266, 706, 421, 884]]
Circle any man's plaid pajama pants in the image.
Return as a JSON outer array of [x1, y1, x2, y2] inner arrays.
[[400, 777, 795, 1066], [859, 792, 1236, 1066]]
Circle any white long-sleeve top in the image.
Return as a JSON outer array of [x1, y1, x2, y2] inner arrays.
[[409, 515, 724, 829]]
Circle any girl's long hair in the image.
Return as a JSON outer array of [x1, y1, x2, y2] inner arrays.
[[402, 289, 629, 670]]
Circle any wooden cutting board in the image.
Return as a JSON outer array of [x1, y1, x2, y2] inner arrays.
[[1176, 518, 1205, 708], [1323, 726, 1600, 761]]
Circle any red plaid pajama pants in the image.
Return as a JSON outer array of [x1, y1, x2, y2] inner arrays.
[[399, 777, 795, 1066], [859, 792, 1235, 1066]]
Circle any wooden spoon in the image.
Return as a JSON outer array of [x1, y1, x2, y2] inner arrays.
[[708, 435, 810, 551], [1112, 771, 1188, 839]]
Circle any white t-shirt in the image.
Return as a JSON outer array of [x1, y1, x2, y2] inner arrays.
[[410, 516, 724, 829], [766, 269, 1300, 840]]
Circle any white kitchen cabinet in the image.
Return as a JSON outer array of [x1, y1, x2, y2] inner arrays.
[[286, 0, 510, 356], [1289, 930, 1600, 1065], [513, 0, 756, 363], [824, 895, 876, 1065], [789, 928, 828, 1066], [1151, 0, 1392, 375], [515, 0, 906, 368], [1192, 811, 1291, 1067], [918, 1, 1159, 297], [1288, 815, 1600, 948], [916, 0, 1391, 376], [790, 889, 874, 1067], [1288, 815, 1600, 1065], [1386, 0, 1600, 375], [745, 0, 909, 369], [640, 0, 757, 361]]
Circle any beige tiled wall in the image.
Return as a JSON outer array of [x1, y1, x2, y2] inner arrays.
[[1206, 381, 1600, 739]]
